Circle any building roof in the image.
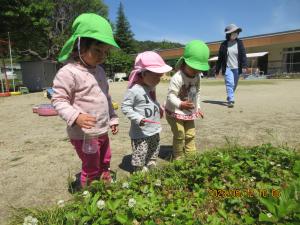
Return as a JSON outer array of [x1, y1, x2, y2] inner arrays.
[[158, 29, 300, 59]]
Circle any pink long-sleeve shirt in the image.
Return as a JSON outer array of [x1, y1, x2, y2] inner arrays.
[[52, 62, 118, 140]]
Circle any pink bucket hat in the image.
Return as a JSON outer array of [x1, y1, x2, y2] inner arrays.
[[128, 51, 172, 88]]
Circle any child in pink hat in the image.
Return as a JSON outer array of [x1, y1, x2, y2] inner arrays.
[[122, 51, 172, 172]]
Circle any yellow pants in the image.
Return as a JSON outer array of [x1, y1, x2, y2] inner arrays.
[[166, 114, 196, 159]]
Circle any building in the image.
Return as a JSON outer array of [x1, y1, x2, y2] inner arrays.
[[157, 29, 300, 76], [20, 60, 57, 92]]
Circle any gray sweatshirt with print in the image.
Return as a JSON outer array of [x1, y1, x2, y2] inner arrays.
[[122, 84, 161, 139]]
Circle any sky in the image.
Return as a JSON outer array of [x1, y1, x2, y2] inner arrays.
[[103, 0, 300, 44]]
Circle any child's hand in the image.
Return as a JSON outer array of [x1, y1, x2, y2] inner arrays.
[[110, 124, 119, 135], [197, 110, 204, 119], [180, 101, 195, 110], [75, 113, 96, 129]]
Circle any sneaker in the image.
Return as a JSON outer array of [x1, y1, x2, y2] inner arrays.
[[172, 154, 183, 161], [228, 101, 234, 108], [133, 166, 149, 173], [146, 160, 157, 170], [101, 171, 112, 183], [142, 166, 149, 173]]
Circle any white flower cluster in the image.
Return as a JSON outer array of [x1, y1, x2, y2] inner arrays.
[[82, 191, 90, 198], [154, 179, 162, 187], [122, 182, 129, 189], [97, 200, 105, 209], [128, 198, 136, 208], [23, 215, 38, 225], [57, 200, 65, 208]]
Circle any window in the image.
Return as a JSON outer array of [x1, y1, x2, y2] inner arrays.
[[282, 47, 300, 73]]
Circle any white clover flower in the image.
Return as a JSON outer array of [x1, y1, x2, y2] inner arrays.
[[31, 218, 38, 225], [172, 213, 176, 217], [97, 200, 105, 209], [128, 198, 136, 208], [82, 190, 90, 198], [132, 219, 140, 225], [23, 215, 38, 225], [57, 200, 65, 208], [24, 215, 33, 222], [122, 182, 129, 189], [277, 164, 281, 167], [267, 213, 273, 218], [154, 179, 162, 187], [270, 161, 275, 165]]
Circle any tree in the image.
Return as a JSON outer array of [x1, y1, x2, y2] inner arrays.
[[0, 0, 109, 60], [114, 2, 136, 54], [103, 49, 134, 78], [134, 40, 183, 52]]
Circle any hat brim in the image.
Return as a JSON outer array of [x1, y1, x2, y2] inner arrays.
[[175, 57, 210, 71], [58, 34, 119, 62], [146, 64, 172, 74], [225, 27, 242, 34], [82, 33, 119, 49], [186, 59, 210, 71]]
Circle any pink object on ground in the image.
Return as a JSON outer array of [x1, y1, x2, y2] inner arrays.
[[70, 134, 111, 186], [36, 104, 58, 116], [32, 103, 54, 113], [32, 105, 39, 113], [128, 51, 172, 88]]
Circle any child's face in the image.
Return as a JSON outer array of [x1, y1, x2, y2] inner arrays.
[[182, 64, 201, 78], [141, 71, 163, 88], [82, 43, 111, 66]]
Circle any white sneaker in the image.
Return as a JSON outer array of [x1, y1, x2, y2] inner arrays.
[[147, 161, 157, 169], [142, 166, 149, 173]]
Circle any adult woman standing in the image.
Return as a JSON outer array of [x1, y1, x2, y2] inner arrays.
[[215, 24, 247, 108]]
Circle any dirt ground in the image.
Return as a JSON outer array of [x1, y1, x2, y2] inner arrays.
[[0, 79, 300, 224]]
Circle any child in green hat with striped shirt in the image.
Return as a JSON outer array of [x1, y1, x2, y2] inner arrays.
[[165, 40, 210, 160]]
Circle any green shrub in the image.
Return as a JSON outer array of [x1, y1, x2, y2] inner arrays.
[[10, 144, 300, 225]]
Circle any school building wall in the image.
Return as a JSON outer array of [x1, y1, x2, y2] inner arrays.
[[158, 29, 300, 75]]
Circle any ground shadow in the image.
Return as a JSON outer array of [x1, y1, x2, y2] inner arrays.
[[68, 172, 81, 194], [202, 100, 228, 107], [159, 145, 173, 161], [118, 154, 134, 173]]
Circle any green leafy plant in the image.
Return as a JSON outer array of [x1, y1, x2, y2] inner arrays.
[[9, 144, 300, 224]]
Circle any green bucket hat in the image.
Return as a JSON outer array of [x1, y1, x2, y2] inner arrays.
[[175, 40, 210, 71], [58, 13, 119, 62]]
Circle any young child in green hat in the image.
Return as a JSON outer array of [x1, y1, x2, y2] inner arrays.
[[52, 13, 119, 187], [164, 40, 210, 160]]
